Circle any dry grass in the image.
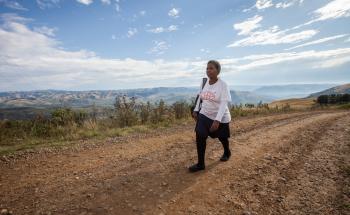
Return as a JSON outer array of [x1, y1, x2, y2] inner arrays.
[[270, 98, 316, 109]]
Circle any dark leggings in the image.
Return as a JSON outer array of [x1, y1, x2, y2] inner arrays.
[[196, 132, 230, 166]]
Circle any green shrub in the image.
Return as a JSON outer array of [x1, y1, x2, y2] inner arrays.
[[338, 103, 350, 109], [51, 108, 87, 127], [113, 95, 138, 127], [317, 94, 350, 105], [172, 100, 189, 119], [140, 101, 151, 124]]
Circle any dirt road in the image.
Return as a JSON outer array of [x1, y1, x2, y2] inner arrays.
[[1, 110, 349, 215]]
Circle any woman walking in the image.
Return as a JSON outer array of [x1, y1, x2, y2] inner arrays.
[[189, 60, 232, 172]]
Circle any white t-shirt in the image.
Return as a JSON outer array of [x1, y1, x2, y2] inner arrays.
[[194, 77, 232, 123]]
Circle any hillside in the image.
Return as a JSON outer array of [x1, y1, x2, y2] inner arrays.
[[0, 88, 272, 108], [268, 83, 350, 108], [308, 83, 350, 98], [0, 88, 274, 120], [0, 88, 196, 108], [253, 84, 336, 99], [230, 90, 274, 104], [270, 98, 315, 109], [1, 84, 340, 110]]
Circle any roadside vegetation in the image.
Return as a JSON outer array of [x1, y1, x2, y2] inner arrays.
[[316, 94, 350, 106], [0, 96, 192, 155]]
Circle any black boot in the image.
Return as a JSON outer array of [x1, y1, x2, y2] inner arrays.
[[188, 163, 205, 172], [189, 134, 207, 172], [219, 137, 231, 162], [220, 150, 231, 161]]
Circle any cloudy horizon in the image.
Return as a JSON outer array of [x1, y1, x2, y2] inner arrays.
[[0, 0, 350, 91]]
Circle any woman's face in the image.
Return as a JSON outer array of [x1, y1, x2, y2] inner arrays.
[[206, 63, 218, 79]]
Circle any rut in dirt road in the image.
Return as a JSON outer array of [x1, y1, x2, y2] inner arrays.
[[0, 111, 349, 215]]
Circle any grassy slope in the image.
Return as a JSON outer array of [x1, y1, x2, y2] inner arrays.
[[270, 98, 316, 109], [0, 118, 192, 156]]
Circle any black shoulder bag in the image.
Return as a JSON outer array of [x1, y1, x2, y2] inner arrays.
[[190, 77, 208, 114]]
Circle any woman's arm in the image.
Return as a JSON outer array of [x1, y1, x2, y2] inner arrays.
[[214, 100, 229, 122], [214, 82, 231, 122], [210, 99, 228, 132]]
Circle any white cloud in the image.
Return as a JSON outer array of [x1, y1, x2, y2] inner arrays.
[[285, 34, 348, 50], [256, 0, 274, 10], [193, 23, 203, 28], [129, 10, 147, 22], [115, 2, 120, 12], [168, 25, 178, 31], [34, 26, 57, 37], [275, 0, 304, 9], [148, 27, 164, 33], [233, 48, 350, 71], [76, 0, 93, 5], [275, 1, 296, 9], [0, 0, 28, 10], [200, 48, 210, 54], [233, 15, 263, 36], [313, 55, 350, 69], [244, 0, 303, 12], [312, 0, 350, 22], [36, 0, 60, 9], [147, 25, 178, 33], [243, 0, 273, 12], [1, 14, 349, 91], [127, 28, 137, 38], [168, 8, 180, 18], [0, 15, 194, 90], [294, 0, 350, 29], [148, 41, 170, 55], [101, 0, 110, 5], [0, 13, 32, 23], [111, 34, 116, 40], [228, 25, 318, 47]]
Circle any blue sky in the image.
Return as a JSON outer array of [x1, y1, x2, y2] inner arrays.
[[0, 0, 350, 91]]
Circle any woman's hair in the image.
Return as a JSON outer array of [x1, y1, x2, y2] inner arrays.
[[207, 60, 221, 74]]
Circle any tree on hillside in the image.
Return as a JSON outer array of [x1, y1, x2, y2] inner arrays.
[[150, 99, 166, 123], [140, 101, 151, 124], [114, 95, 138, 127], [317, 95, 328, 105], [172, 100, 189, 119], [316, 94, 350, 105]]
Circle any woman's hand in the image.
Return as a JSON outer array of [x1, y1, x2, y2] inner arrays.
[[192, 111, 198, 121], [209, 120, 220, 132]]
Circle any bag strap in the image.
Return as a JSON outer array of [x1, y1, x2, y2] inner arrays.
[[201, 77, 207, 90], [199, 77, 207, 104], [193, 77, 207, 112]]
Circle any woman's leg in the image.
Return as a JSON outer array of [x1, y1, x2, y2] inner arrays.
[[218, 136, 231, 161], [189, 114, 208, 172], [189, 132, 207, 172], [196, 132, 207, 167]]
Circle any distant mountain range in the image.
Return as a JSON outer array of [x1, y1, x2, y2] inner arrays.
[[0, 88, 273, 109], [1, 83, 345, 109], [250, 84, 338, 99], [1, 83, 348, 120]]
